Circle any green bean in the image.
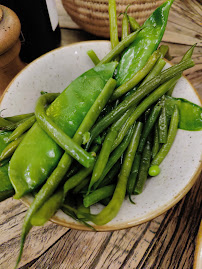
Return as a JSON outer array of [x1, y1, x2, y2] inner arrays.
[[99, 161, 120, 187], [166, 44, 196, 97], [111, 107, 137, 151], [87, 125, 136, 225], [89, 107, 134, 192], [74, 78, 116, 145], [8, 116, 36, 142], [84, 184, 116, 208], [0, 116, 30, 131], [35, 93, 95, 168], [151, 105, 179, 166], [0, 134, 26, 162], [64, 165, 94, 196], [122, 13, 129, 40], [86, 58, 194, 149], [87, 49, 100, 65], [98, 29, 141, 66], [158, 99, 168, 143], [111, 50, 160, 100], [140, 58, 166, 87], [108, 0, 119, 49], [94, 125, 135, 190], [134, 138, 152, 194], [73, 177, 90, 194], [5, 113, 34, 123], [127, 153, 141, 197], [138, 104, 162, 153], [31, 189, 64, 226], [152, 123, 160, 159], [128, 16, 140, 31]]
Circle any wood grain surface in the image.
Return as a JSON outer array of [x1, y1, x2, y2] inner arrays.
[[0, 0, 202, 268]]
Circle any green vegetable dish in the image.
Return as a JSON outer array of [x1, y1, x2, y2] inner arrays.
[[0, 0, 201, 267]]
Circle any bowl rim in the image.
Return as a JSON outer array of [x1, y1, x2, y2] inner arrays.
[[1, 40, 202, 232]]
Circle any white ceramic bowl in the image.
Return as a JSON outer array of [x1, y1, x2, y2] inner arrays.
[[0, 41, 202, 231]]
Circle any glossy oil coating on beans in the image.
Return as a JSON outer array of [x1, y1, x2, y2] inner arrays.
[[86, 58, 194, 149]]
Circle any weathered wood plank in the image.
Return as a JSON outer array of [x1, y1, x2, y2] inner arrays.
[[17, 175, 201, 269]]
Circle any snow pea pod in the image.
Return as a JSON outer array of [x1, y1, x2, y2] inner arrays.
[[9, 62, 117, 199], [115, 0, 174, 86], [164, 96, 202, 131]]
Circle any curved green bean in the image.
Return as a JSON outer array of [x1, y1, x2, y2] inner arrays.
[[87, 125, 136, 225], [84, 184, 116, 208], [151, 105, 179, 166], [94, 125, 135, 190], [35, 93, 95, 168], [8, 115, 36, 142]]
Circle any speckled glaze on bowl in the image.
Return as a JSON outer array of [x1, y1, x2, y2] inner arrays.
[[0, 41, 202, 231]]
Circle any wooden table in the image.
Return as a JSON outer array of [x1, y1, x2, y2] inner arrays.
[[0, 0, 201, 268]]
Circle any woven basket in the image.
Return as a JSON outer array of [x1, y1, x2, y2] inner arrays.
[[62, 0, 165, 38]]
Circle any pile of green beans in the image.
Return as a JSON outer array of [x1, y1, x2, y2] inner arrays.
[[0, 1, 198, 266]]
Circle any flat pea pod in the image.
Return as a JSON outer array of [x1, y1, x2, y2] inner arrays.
[[138, 104, 162, 153], [83, 184, 116, 208], [164, 96, 202, 131], [115, 0, 174, 86], [127, 153, 141, 197], [8, 116, 36, 142], [134, 138, 152, 194], [97, 28, 141, 66], [111, 50, 160, 100], [87, 50, 100, 65], [87, 125, 136, 225], [151, 105, 179, 166], [35, 93, 95, 168], [0, 133, 26, 162], [86, 58, 194, 149]]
